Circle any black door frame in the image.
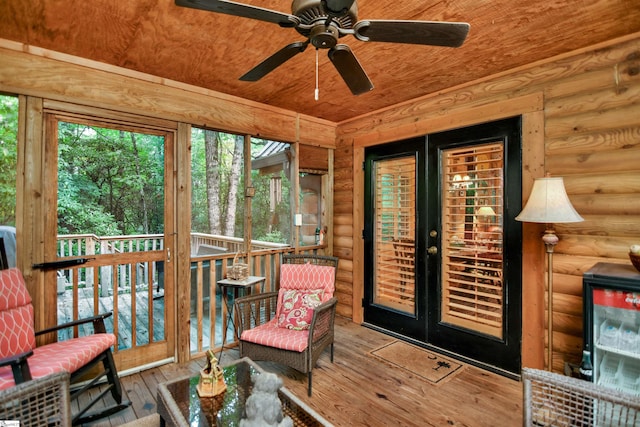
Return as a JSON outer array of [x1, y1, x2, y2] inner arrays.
[[363, 136, 427, 340], [363, 117, 523, 378], [426, 116, 523, 376]]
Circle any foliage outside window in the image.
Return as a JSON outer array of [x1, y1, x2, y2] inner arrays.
[[0, 95, 18, 226], [57, 122, 165, 236], [190, 130, 292, 246]]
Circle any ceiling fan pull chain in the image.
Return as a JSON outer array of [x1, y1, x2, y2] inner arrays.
[[315, 48, 320, 101]]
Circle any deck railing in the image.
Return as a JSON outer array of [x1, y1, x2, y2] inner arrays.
[[55, 233, 325, 361]]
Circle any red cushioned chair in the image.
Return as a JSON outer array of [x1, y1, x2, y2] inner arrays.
[[0, 268, 130, 425], [235, 254, 338, 396]]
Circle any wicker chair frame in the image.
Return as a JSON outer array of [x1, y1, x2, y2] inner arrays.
[[0, 371, 71, 427], [235, 254, 339, 397], [523, 367, 640, 426]]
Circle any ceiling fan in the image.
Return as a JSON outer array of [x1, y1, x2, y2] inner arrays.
[[175, 0, 470, 95]]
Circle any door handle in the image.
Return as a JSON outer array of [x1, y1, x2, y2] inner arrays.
[[428, 246, 438, 255]]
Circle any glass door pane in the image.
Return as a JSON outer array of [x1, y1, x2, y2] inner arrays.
[[441, 143, 504, 338], [373, 155, 416, 314]]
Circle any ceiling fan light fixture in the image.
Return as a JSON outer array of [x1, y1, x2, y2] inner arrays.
[[310, 25, 339, 48]]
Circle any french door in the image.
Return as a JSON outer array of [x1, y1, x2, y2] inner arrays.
[[364, 117, 522, 375]]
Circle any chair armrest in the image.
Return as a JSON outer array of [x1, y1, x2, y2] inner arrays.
[[308, 297, 337, 345], [0, 350, 34, 383], [35, 312, 113, 336], [0, 350, 33, 369], [235, 292, 279, 335]]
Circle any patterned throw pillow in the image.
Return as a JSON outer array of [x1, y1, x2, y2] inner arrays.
[[276, 289, 324, 330]]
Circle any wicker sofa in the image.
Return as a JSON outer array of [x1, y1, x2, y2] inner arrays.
[[235, 254, 339, 396], [523, 367, 640, 426]]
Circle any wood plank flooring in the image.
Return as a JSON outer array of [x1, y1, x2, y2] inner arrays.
[[83, 316, 523, 426]]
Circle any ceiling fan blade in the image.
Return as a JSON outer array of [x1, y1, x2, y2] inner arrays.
[[175, 0, 298, 27], [321, 0, 356, 16], [328, 44, 373, 96], [240, 42, 309, 81], [354, 20, 470, 47]]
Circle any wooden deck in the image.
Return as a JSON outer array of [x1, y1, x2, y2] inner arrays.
[[82, 316, 523, 426]]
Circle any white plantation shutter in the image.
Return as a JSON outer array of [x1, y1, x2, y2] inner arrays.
[[441, 143, 504, 338], [373, 156, 416, 314]]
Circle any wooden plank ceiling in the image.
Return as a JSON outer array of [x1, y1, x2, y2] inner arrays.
[[1, 0, 639, 123]]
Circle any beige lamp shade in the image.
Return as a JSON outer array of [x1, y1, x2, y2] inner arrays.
[[516, 177, 583, 223], [477, 206, 496, 217]]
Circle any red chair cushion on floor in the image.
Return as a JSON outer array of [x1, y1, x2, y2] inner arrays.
[[0, 333, 116, 390], [241, 319, 308, 352]]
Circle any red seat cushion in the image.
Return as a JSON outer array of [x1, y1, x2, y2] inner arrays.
[[0, 333, 116, 390], [241, 319, 308, 352]]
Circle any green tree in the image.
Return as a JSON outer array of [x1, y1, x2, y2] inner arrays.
[[0, 95, 18, 225], [57, 122, 164, 235]]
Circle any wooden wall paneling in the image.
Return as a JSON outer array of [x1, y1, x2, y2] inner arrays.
[[163, 129, 177, 361], [19, 96, 47, 337], [330, 140, 355, 319], [291, 142, 300, 251], [554, 312, 583, 338], [546, 147, 640, 176], [41, 112, 61, 342], [339, 35, 640, 144], [0, 45, 336, 147], [558, 215, 640, 236], [175, 122, 192, 362], [553, 272, 585, 297], [334, 35, 640, 372], [541, 40, 640, 370], [296, 115, 336, 148], [350, 93, 543, 148], [323, 148, 334, 255], [298, 144, 329, 171], [351, 144, 364, 324], [521, 110, 546, 369]]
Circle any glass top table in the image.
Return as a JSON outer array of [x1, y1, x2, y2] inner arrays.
[[157, 357, 332, 426]]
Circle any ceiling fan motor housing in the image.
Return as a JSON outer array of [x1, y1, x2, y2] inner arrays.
[[292, 0, 357, 33]]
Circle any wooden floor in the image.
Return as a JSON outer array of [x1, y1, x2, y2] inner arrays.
[[83, 316, 523, 426]]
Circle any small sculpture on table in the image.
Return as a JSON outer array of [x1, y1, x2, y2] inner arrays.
[[197, 350, 227, 397], [240, 372, 293, 427]]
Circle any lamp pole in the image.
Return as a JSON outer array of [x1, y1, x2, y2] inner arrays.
[[542, 227, 559, 371], [516, 176, 583, 371]]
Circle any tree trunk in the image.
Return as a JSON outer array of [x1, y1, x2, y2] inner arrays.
[[205, 130, 221, 234], [224, 135, 243, 236], [130, 133, 149, 233]]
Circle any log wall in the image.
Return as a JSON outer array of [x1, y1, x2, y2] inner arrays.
[[335, 33, 640, 371]]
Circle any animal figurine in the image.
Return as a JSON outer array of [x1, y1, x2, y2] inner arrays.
[[240, 372, 293, 427]]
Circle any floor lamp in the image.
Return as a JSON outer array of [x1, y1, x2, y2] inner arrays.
[[516, 176, 583, 371]]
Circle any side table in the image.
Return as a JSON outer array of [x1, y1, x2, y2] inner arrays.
[[217, 276, 266, 356]]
